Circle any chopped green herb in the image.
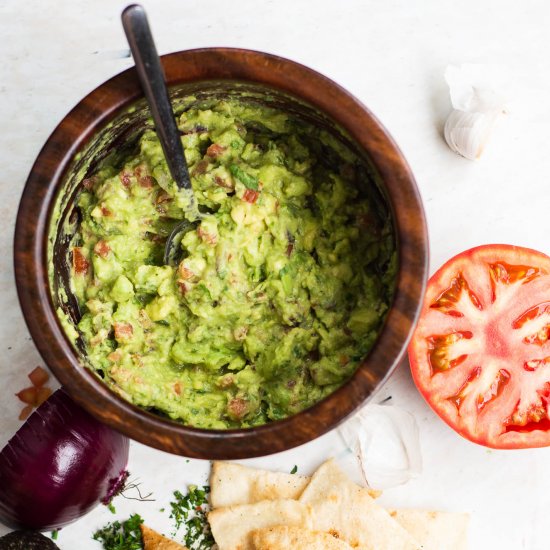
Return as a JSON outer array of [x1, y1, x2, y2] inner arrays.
[[229, 164, 259, 190], [290, 465, 298, 474], [169, 485, 214, 550], [51, 530, 59, 541], [92, 513, 143, 550], [107, 501, 117, 514]]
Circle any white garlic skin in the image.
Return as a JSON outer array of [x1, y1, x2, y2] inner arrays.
[[444, 109, 501, 160]]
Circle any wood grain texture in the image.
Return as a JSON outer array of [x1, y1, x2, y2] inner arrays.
[[14, 48, 428, 458]]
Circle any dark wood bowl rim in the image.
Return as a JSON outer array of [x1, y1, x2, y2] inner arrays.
[[14, 47, 428, 459]]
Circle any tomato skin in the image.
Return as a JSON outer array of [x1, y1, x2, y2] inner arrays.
[[409, 244, 550, 449]]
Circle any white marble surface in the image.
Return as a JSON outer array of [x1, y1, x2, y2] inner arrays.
[[1, 0, 550, 548]]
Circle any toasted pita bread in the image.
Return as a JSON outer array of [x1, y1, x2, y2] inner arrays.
[[250, 525, 353, 549], [298, 460, 421, 550], [208, 499, 311, 550], [388, 509, 469, 550], [210, 461, 469, 550], [210, 462, 309, 508], [140, 524, 188, 550]]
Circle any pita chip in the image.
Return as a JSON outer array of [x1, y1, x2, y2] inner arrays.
[[210, 462, 309, 508], [208, 499, 311, 550], [250, 525, 353, 550], [389, 509, 469, 550], [299, 460, 422, 550], [140, 524, 188, 550]]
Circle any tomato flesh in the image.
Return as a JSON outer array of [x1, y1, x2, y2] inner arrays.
[[408, 244, 550, 449]]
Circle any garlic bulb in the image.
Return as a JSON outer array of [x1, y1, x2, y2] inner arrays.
[[443, 64, 508, 160], [339, 403, 422, 490]]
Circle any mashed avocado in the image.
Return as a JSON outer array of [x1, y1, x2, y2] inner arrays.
[[67, 99, 396, 429]]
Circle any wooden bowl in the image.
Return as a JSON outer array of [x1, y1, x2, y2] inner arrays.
[[14, 48, 428, 459]]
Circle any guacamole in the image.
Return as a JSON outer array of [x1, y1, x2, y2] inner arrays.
[[67, 98, 396, 429]]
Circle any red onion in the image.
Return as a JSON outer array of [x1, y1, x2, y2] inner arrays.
[[0, 388, 130, 531]]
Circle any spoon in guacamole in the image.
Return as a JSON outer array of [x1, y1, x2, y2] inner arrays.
[[122, 4, 200, 266]]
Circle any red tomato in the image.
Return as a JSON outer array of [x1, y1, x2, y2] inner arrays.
[[242, 188, 259, 204], [72, 247, 89, 275], [93, 240, 111, 259], [206, 143, 226, 158], [409, 244, 550, 449]]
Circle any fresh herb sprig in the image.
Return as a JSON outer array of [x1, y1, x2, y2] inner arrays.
[[92, 513, 144, 550], [229, 164, 259, 190], [169, 485, 214, 550]]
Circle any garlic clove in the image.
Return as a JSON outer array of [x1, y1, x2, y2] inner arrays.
[[444, 109, 501, 160], [339, 403, 422, 490], [443, 64, 509, 160]]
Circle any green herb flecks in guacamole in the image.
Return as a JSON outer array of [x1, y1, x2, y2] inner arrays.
[[67, 99, 396, 429]]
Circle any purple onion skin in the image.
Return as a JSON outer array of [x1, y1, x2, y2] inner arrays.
[[0, 389, 129, 531]]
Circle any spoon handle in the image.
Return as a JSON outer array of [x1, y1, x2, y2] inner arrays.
[[121, 4, 192, 191]]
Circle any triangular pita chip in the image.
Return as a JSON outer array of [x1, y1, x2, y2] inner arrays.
[[298, 460, 421, 550], [250, 525, 353, 549], [140, 524, 188, 550], [208, 499, 311, 550], [388, 509, 469, 550], [210, 462, 309, 508], [209, 461, 469, 550]]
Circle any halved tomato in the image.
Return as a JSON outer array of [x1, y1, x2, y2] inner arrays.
[[409, 244, 550, 449]]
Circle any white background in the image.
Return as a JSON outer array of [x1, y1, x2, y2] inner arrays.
[[1, 1, 550, 548]]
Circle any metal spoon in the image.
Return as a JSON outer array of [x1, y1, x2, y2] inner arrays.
[[121, 4, 199, 266]]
